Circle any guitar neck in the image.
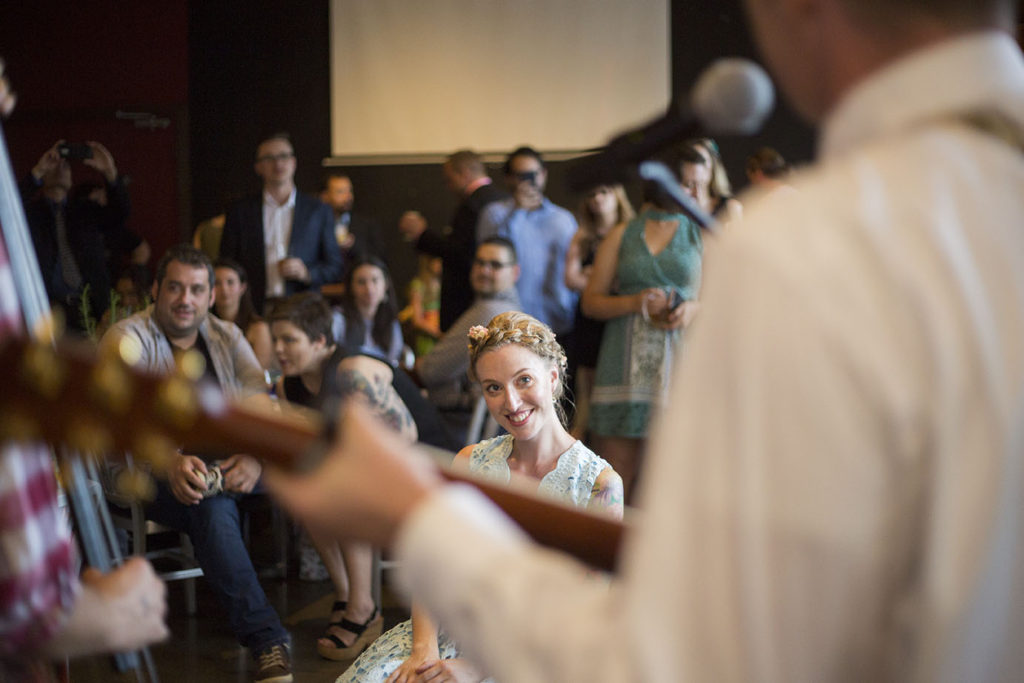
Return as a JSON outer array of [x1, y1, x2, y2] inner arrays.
[[0, 335, 625, 573], [183, 406, 625, 573]]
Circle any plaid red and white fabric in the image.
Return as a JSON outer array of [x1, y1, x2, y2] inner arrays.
[[0, 231, 79, 672]]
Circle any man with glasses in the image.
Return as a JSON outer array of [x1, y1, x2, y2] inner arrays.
[[415, 237, 521, 443], [220, 133, 342, 314]]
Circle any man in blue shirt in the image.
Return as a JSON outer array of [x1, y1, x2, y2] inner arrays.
[[476, 147, 577, 336]]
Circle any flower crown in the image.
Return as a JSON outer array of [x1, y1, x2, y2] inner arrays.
[[467, 325, 490, 346]]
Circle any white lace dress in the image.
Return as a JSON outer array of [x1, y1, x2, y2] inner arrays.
[[337, 435, 612, 683]]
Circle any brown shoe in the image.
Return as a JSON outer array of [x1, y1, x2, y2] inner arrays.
[[253, 643, 293, 683]]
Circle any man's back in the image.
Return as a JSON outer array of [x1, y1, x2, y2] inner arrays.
[[632, 32, 1024, 681]]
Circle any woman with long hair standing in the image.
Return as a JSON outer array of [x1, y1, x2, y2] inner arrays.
[[582, 182, 702, 501], [565, 184, 634, 439]]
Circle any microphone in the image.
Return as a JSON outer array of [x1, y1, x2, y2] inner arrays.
[[566, 58, 775, 192]]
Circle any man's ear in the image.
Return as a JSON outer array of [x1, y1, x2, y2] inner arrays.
[[151, 281, 159, 301], [512, 264, 522, 283]]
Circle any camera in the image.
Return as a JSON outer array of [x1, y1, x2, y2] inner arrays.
[[58, 142, 92, 161], [515, 170, 538, 186]]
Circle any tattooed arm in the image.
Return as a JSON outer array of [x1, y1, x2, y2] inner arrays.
[[336, 356, 418, 442], [589, 467, 625, 520]]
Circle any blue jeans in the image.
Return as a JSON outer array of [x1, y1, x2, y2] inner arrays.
[[146, 480, 288, 652]]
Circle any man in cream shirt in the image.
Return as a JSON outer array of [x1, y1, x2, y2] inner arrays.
[[269, 0, 1024, 680]]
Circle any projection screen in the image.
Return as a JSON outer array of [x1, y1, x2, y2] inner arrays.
[[328, 0, 670, 163]]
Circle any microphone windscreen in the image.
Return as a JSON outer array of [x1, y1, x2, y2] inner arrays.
[[691, 58, 775, 135]]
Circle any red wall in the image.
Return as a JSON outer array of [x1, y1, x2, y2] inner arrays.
[[1, 3, 190, 266]]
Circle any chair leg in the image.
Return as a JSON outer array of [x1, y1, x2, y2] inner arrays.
[[184, 577, 197, 616]]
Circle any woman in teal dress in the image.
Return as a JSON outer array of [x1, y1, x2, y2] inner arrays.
[[582, 188, 702, 502], [338, 311, 623, 683]]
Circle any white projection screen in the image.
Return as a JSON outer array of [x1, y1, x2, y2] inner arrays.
[[328, 0, 670, 163]]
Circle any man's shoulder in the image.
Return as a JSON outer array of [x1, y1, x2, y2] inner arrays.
[[105, 307, 157, 339], [539, 199, 577, 229], [203, 314, 247, 347], [224, 194, 262, 224], [467, 183, 509, 208]]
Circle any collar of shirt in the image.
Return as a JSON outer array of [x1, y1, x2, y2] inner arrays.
[[821, 31, 1024, 160], [477, 287, 520, 303], [463, 176, 492, 196], [263, 186, 297, 210]]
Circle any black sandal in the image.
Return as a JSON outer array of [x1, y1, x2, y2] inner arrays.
[[316, 605, 382, 661]]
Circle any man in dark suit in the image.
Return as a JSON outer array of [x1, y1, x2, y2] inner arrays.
[[320, 170, 384, 263], [220, 133, 342, 314], [398, 149, 508, 331]]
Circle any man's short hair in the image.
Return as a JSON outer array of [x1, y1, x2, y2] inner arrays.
[[746, 147, 788, 178], [446, 150, 485, 177], [478, 236, 518, 265], [155, 244, 214, 289], [268, 292, 335, 346], [321, 170, 351, 193], [256, 132, 292, 157], [503, 146, 544, 175]]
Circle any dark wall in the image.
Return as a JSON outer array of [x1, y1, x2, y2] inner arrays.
[[188, 1, 818, 300], [671, 0, 815, 183], [1, 3, 189, 265], [188, 0, 332, 221]]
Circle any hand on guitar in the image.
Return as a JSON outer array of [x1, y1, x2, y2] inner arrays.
[[41, 557, 168, 659], [266, 402, 443, 548]]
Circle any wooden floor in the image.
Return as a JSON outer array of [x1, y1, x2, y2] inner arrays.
[[68, 570, 410, 682]]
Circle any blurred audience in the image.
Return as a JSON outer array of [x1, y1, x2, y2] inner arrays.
[[582, 181, 703, 501], [565, 183, 634, 440], [684, 138, 743, 225], [320, 171, 384, 263], [220, 132, 342, 314], [332, 256, 404, 366], [400, 254, 443, 358], [415, 238, 521, 444], [213, 257, 276, 373], [19, 139, 133, 331], [398, 149, 508, 330], [477, 146, 578, 337]]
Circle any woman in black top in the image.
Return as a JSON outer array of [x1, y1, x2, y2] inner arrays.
[[270, 293, 416, 661]]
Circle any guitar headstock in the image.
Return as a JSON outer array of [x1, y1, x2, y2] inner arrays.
[[0, 334, 320, 500]]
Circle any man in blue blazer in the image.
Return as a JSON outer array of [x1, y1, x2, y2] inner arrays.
[[220, 133, 343, 314]]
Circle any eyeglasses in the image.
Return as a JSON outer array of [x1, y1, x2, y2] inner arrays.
[[256, 152, 294, 163], [473, 258, 513, 270]]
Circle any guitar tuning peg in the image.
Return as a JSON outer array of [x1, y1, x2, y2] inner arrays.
[[114, 467, 156, 503], [133, 431, 177, 475], [113, 333, 143, 368], [30, 309, 63, 346], [0, 409, 39, 443], [19, 342, 66, 400], [89, 354, 133, 415], [155, 375, 199, 430], [65, 417, 114, 456], [174, 349, 206, 381]]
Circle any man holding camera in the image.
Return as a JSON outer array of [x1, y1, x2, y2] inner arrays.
[[476, 146, 578, 336], [19, 139, 133, 330]]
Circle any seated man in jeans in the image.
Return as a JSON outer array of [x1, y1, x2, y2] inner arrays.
[[102, 244, 292, 683]]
